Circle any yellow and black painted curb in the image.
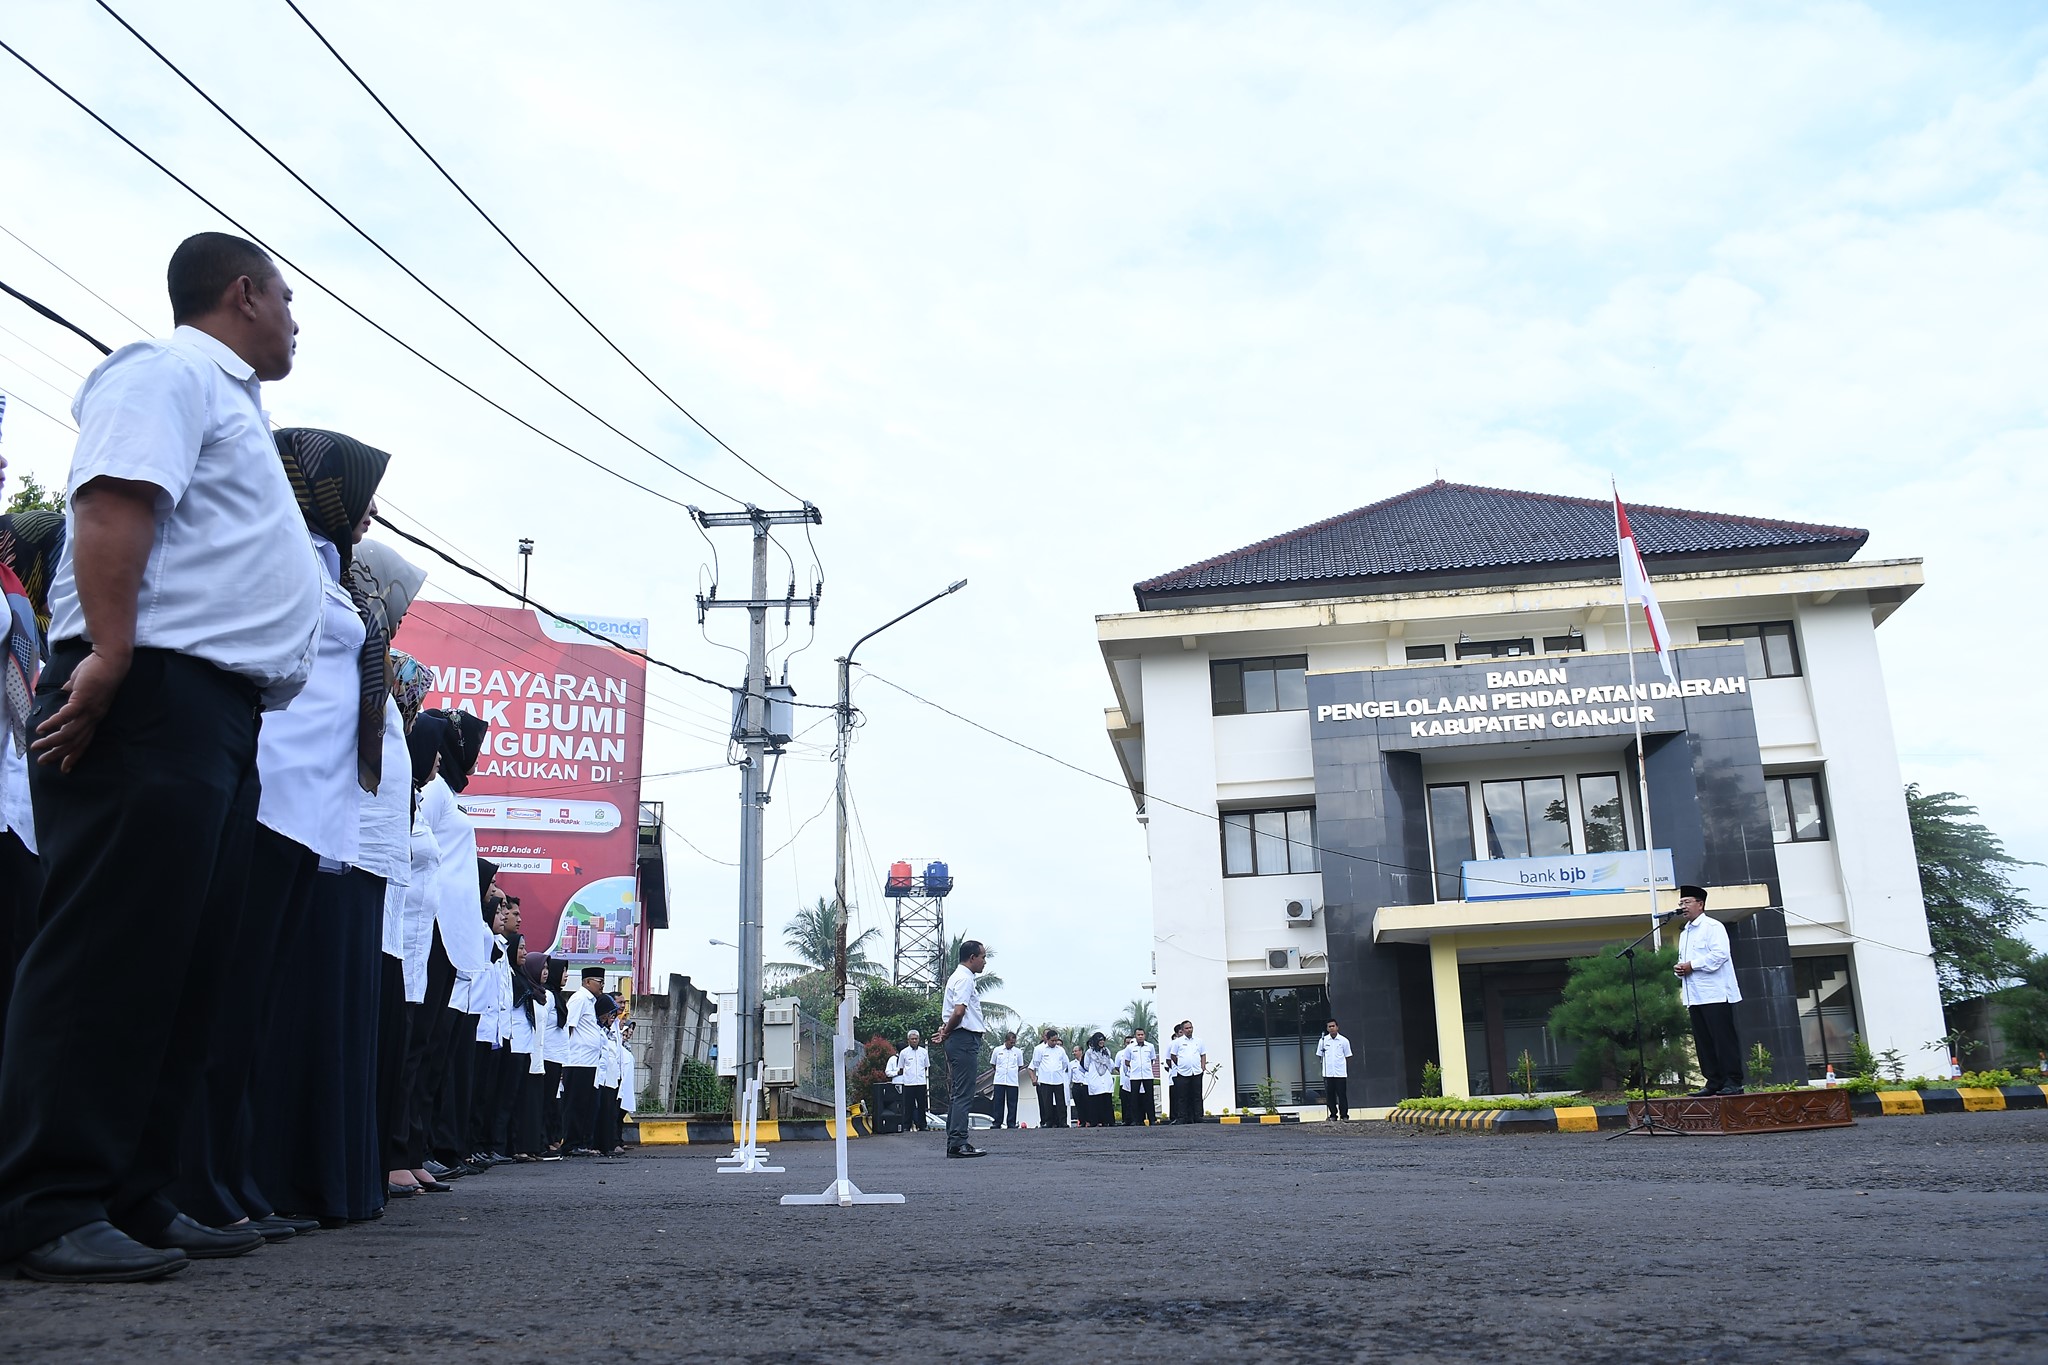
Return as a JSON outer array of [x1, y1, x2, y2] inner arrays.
[[1385, 1085, 2048, 1133], [1851, 1084, 2048, 1117], [634, 1115, 873, 1146], [1209, 1113, 1302, 1125]]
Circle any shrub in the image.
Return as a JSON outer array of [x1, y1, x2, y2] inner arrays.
[[1420, 1059, 1443, 1098], [1746, 1042, 1773, 1088], [1847, 1032, 1876, 1080], [850, 1035, 897, 1108], [671, 1056, 732, 1115], [1549, 944, 1691, 1090]]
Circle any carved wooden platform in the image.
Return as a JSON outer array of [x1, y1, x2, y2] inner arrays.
[[1624, 1089, 1854, 1134]]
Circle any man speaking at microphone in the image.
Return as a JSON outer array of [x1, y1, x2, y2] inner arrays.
[[1672, 886, 1744, 1097]]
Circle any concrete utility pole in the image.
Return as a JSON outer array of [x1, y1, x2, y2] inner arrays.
[[692, 504, 821, 1103]]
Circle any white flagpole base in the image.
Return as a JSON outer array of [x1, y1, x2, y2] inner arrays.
[[781, 1179, 904, 1207], [783, 992, 901, 1208], [717, 1069, 780, 1174]]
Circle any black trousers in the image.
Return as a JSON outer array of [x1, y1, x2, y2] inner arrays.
[[541, 1060, 565, 1148], [1170, 1074, 1201, 1123], [400, 928, 457, 1170], [1123, 1079, 1155, 1125], [1036, 1084, 1066, 1128], [487, 1043, 523, 1155], [1690, 1002, 1743, 1091], [563, 1065, 598, 1150], [993, 1084, 1019, 1128], [902, 1084, 929, 1130], [0, 646, 260, 1257], [944, 1030, 979, 1153], [429, 1013, 478, 1166], [469, 1040, 502, 1154], [595, 1086, 622, 1154], [375, 953, 410, 1176], [0, 828, 45, 1065], [1325, 1076, 1349, 1121], [171, 825, 317, 1227], [509, 1064, 545, 1156]]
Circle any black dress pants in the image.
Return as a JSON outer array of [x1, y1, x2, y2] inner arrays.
[[171, 825, 318, 1227], [1690, 1001, 1743, 1092], [563, 1065, 598, 1150], [509, 1064, 545, 1156], [541, 1060, 565, 1148], [0, 828, 45, 1065], [469, 1039, 503, 1154], [994, 1084, 1019, 1128], [488, 1043, 523, 1155], [594, 1086, 622, 1154], [1123, 1080, 1155, 1125], [375, 952, 410, 1176], [1036, 1084, 1066, 1128], [430, 1014, 478, 1166], [1324, 1076, 1349, 1121], [400, 928, 457, 1169], [902, 1084, 929, 1130], [0, 646, 260, 1258]]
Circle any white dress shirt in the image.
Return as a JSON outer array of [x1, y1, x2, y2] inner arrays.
[[50, 326, 321, 710], [991, 1046, 1024, 1087], [395, 797, 442, 1002], [509, 991, 539, 1055], [1029, 1042, 1068, 1084], [422, 777, 492, 975], [1166, 1036, 1207, 1077], [254, 536, 365, 863], [1083, 1049, 1115, 1096], [541, 995, 568, 1065], [888, 1045, 931, 1086], [1, 741, 33, 856], [565, 987, 604, 1067], [1316, 1032, 1352, 1078], [596, 1027, 623, 1089], [617, 1031, 636, 1110], [1117, 1042, 1157, 1089], [942, 961, 984, 1033], [358, 698, 412, 889], [1678, 912, 1743, 1006]]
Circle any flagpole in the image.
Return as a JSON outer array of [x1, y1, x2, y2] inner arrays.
[[1615, 490, 1664, 950]]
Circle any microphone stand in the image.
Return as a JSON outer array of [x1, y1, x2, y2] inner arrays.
[[1606, 915, 1689, 1140]]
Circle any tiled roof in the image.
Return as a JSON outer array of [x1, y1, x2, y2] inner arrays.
[[1135, 481, 1867, 607]]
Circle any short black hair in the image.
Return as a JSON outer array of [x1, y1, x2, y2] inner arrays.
[[581, 966, 605, 980], [1679, 885, 1709, 904], [958, 939, 984, 964], [167, 231, 277, 323]]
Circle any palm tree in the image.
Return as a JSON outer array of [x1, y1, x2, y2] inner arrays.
[[943, 931, 1012, 1023], [766, 897, 885, 983], [1114, 997, 1157, 1042]]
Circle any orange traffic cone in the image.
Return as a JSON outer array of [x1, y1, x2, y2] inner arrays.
[[1823, 1063, 1837, 1087], [1949, 1054, 1962, 1080]]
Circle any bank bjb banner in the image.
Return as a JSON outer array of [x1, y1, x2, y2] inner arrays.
[[396, 602, 649, 971]]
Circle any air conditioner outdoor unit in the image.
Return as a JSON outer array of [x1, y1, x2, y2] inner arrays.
[[763, 1066, 795, 1086], [1266, 947, 1299, 971], [1284, 897, 1318, 926]]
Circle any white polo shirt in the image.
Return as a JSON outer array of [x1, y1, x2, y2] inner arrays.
[[421, 777, 492, 975], [255, 535, 365, 863], [50, 326, 320, 710], [1117, 1041, 1157, 1088], [1316, 1032, 1352, 1078]]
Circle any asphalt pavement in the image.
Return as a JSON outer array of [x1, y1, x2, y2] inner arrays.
[[2, 1112, 2043, 1362]]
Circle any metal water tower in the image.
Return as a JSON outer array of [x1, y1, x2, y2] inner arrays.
[[885, 858, 954, 991]]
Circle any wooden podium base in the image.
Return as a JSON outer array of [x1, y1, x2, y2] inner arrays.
[[1625, 1089, 1854, 1135]]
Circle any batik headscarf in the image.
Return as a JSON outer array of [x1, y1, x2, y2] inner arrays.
[[0, 510, 61, 754], [275, 427, 392, 793], [389, 650, 432, 729]]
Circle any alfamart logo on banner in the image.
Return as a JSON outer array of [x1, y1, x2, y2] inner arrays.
[[395, 603, 649, 971]]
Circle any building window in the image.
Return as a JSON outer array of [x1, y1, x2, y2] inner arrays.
[[1578, 772, 1631, 853], [1404, 644, 1446, 662], [1459, 961, 1580, 1095], [1222, 807, 1319, 876], [1455, 637, 1536, 660], [1211, 656, 1309, 716], [1481, 777, 1572, 859], [1541, 633, 1587, 653], [1766, 774, 1828, 843], [1794, 956, 1858, 1079], [1230, 984, 1331, 1107], [1698, 621, 1801, 679], [1428, 784, 1474, 901]]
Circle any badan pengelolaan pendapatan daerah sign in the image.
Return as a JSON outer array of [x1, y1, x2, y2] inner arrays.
[[395, 602, 649, 971]]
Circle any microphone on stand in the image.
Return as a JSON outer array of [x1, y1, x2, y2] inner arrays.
[[1653, 909, 1682, 923]]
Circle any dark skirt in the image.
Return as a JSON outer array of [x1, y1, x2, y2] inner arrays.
[[252, 867, 386, 1221]]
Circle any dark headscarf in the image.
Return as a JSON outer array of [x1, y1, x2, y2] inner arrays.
[[0, 510, 65, 637], [430, 708, 488, 793], [275, 427, 392, 793], [407, 712, 450, 787], [511, 933, 544, 1025], [478, 857, 499, 911], [545, 957, 570, 1030]]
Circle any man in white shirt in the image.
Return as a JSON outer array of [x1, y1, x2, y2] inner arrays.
[[933, 940, 988, 1158], [1316, 1020, 1354, 1121], [1164, 1021, 1208, 1124], [1029, 1028, 1070, 1129], [562, 967, 608, 1154], [0, 233, 322, 1284], [1674, 885, 1745, 1096], [990, 1032, 1024, 1129], [1117, 1030, 1158, 1126], [886, 1030, 931, 1132]]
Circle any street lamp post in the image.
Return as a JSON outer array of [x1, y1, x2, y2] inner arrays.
[[783, 577, 966, 1210]]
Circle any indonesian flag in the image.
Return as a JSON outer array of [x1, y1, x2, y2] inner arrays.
[[1614, 488, 1675, 682]]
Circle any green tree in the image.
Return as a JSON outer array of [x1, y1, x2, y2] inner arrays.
[[1548, 945, 1692, 1091], [941, 931, 1013, 1026], [1908, 785, 2040, 1003], [767, 897, 885, 984], [1114, 997, 1157, 1041], [3, 472, 64, 516], [1995, 951, 2048, 1058]]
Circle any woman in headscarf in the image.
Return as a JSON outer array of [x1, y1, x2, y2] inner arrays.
[[0, 505, 64, 1061], [540, 956, 571, 1155], [501, 933, 550, 1161], [392, 713, 456, 1194], [416, 707, 494, 1178], [165, 428, 388, 1237]]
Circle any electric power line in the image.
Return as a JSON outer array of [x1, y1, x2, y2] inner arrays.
[[0, 320, 90, 379], [278, 0, 808, 507], [0, 278, 112, 357], [0, 36, 727, 517], [0, 382, 77, 433], [0, 220, 150, 335]]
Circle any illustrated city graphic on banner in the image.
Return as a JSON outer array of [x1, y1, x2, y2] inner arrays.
[[395, 602, 649, 970]]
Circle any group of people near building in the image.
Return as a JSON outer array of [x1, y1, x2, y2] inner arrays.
[[0, 233, 634, 1285], [982, 1020, 1215, 1127]]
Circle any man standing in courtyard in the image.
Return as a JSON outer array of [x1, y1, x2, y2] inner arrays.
[[1674, 885, 1744, 1096], [933, 940, 987, 1159], [886, 1029, 930, 1132], [1316, 1019, 1352, 1121]]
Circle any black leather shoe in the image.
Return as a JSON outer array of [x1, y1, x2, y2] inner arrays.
[[247, 1217, 297, 1243], [386, 1182, 420, 1200], [946, 1145, 987, 1159], [422, 1159, 454, 1178], [1717, 1085, 1745, 1096], [17, 1221, 188, 1283], [415, 1178, 453, 1193], [267, 1215, 321, 1235], [137, 1214, 264, 1260], [1688, 1086, 1719, 1097]]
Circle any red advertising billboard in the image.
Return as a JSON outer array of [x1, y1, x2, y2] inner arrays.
[[394, 601, 649, 971]]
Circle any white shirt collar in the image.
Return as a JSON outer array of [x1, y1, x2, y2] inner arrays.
[[172, 324, 258, 382]]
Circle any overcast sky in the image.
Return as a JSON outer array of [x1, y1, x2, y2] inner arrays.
[[3, 1, 2044, 1026]]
